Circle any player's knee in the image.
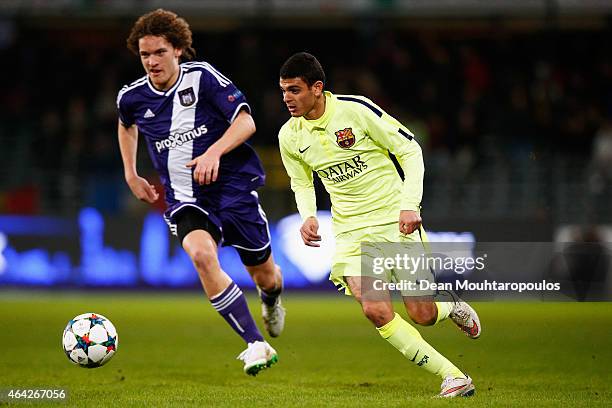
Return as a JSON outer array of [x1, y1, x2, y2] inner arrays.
[[189, 245, 218, 274], [361, 302, 393, 327], [406, 302, 436, 326]]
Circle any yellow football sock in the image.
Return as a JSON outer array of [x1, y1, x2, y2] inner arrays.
[[435, 302, 453, 324], [377, 313, 464, 379]]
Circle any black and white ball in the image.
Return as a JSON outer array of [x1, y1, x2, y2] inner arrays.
[[62, 313, 118, 368]]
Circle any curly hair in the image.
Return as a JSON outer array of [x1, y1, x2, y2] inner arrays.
[[127, 9, 195, 60]]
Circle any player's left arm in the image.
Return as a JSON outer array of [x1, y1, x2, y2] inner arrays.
[[186, 109, 255, 185], [362, 106, 424, 234], [187, 65, 256, 185]]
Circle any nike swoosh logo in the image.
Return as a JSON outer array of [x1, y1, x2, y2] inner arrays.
[[298, 146, 311, 154], [410, 349, 419, 362], [469, 321, 479, 336], [441, 385, 468, 396]]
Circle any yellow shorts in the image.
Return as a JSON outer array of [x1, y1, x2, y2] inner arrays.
[[330, 222, 434, 297]]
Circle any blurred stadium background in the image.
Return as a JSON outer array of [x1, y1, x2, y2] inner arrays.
[[1, 0, 611, 289], [1, 2, 612, 406]]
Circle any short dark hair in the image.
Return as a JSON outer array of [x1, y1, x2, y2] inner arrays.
[[127, 9, 196, 60], [280, 52, 326, 87]]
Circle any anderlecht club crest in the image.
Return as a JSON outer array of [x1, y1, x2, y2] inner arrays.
[[178, 87, 196, 107], [335, 128, 356, 149]]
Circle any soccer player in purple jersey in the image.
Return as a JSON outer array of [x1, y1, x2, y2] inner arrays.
[[116, 9, 284, 376]]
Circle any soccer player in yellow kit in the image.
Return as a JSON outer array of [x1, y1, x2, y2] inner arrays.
[[277, 52, 481, 398]]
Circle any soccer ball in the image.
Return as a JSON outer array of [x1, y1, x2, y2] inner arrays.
[[62, 313, 118, 368]]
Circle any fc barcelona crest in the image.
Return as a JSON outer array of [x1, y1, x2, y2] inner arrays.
[[178, 87, 196, 107], [335, 128, 355, 149]]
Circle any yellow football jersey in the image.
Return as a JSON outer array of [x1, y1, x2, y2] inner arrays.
[[278, 91, 424, 235]]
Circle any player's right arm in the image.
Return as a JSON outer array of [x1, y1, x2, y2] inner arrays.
[[278, 126, 320, 247], [117, 121, 159, 203]]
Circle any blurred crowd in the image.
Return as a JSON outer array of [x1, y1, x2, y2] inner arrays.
[[1, 20, 611, 222]]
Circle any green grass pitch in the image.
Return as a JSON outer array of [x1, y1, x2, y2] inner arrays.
[[0, 291, 610, 407]]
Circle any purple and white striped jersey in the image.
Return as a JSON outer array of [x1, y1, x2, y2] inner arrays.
[[116, 61, 265, 205]]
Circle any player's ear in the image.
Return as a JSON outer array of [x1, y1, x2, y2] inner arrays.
[[312, 80, 324, 96], [175, 48, 183, 59]]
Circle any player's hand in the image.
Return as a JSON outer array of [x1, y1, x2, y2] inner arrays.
[[126, 175, 159, 203], [399, 210, 422, 235], [186, 148, 221, 185], [300, 216, 321, 247]]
